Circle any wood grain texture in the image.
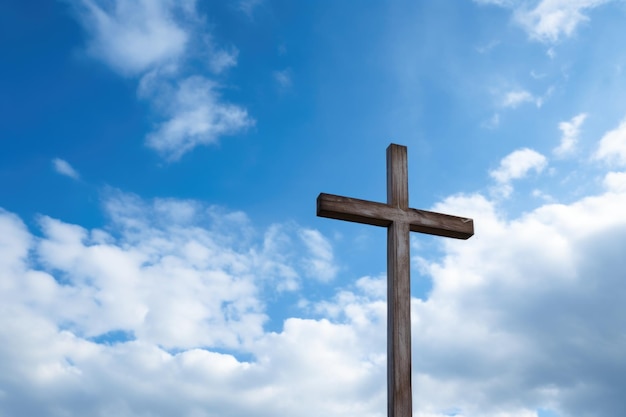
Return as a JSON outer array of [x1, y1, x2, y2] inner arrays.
[[388, 221, 412, 417], [316, 143, 474, 417], [388, 144, 412, 417], [387, 144, 408, 209], [317, 193, 474, 240]]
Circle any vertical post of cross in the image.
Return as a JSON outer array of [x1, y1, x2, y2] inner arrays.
[[386, 144, 412, 417]]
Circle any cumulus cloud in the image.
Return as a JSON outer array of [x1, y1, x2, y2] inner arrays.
[[515, 0, 611, 43], [142, 76, 254, 160], [593, 116, 626, 165], [0, 194, 384, 417], [475, 0, 613, 43], [419, 189, 626, 417], [3, 154, 626, 415], [70, 0, 251, 159], [34, 204, 260, 349], [75, 0, 191, 75], [603, 171, 626, 191], [553, 112, 588, 157], [52, 158, 80, 180], [490, 148, 548, 196], [7, 191, 336, 350], [7, 121, 626, 416]]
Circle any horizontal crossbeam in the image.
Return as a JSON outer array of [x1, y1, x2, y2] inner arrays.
[[317, 193, 474, 240]]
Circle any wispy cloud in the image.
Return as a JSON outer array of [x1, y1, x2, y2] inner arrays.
[[71, 0, 252, 160], [515, 0, 611, 43], [299, 229, 337, 282], [75, 0, 190, 76], [52, 158, 80, 180], [238, 0, 263, 17], [475, 39, 501, 54], [141, 76, 253, 160], [554, 113, 587, 157], [273, 68, 293, 90], [593, 116, 626, 165], [474, 0, 514, 5], [207, 45, 239, 74], [502, 89, 535, 108], [481, 113, 501, 129], [500, 86, 553, 109], [475, 0, 613, 43]]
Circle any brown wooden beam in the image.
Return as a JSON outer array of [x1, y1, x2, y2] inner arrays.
[[317, 193, 474, 239]]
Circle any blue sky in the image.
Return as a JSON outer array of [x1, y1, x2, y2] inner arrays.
[[2, 1, 626, 416]]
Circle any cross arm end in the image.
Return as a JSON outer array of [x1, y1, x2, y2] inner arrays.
[[317, 193, 392, 227], [408, 209, 474, 240]]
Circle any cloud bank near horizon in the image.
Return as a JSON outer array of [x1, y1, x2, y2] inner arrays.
[[3, 117, 626, 416]]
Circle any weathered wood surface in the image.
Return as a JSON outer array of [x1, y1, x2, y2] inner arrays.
[[317, 194, 473, 239], [386, 144, 412, 417], [316, 143, 474, 417]]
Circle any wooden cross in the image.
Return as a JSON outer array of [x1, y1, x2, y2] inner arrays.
[[317, 144, 474, 417]]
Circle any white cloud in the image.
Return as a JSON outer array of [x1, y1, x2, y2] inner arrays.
[[502, 89, 535, 108], [199, 35, 239, 75], [593, 117, 626, 165], [71, 0, 251, 159], [490, 148, 548, 196], [20, 191, 335, 351], [500, 87, 554, 109], [515, 0, 610, 43], [52, 158, 80, 180], [553, 113, 587, 157], [530, 70, 547, 79], [603, 171, 626, 191], [3, 170, 626, 415], [475, 40, 501, 54], [142, 75, 254, 160], [475, 0, 613, 43], [532, 188, 555, 202], [500, 87, 552, 109], [481, 113, 501, 129], [299, 229, 338, 282], [76, 0, 191, 76], [423, 189, 626, 417], [491, 148, 548, 183], [208, 46, 239, 74], [474, 0, 515, 6], [0, 209, 31, 275], [273, 68, 293, 89], [0, 194, 383, 417], [239, 0, 263, 17]]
